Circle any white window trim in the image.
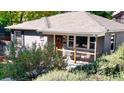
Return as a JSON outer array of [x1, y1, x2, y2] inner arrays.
[[67, 35, 74, 48], [89, 37, 96, 50], [67, 35, 95, 51]]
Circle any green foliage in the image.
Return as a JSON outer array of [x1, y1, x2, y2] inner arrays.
[[94, 44, 124, 76], [89, 11, 114, 19], [0, 43, 66, 80], [0, 11, 62, 26], [0, 63, 20, 80], [41, 44, 66, 70], [35, 69, 87, 81], [7, 42, 17, 60], [0, 62, 30, 80], [65, 44, 124, 81], [73, 63, 98, 75], [3, 43, 124, 81], [36, 45, 124, 81], [2, 43, 124, 81]]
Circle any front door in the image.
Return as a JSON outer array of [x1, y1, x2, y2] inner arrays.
[[55, 35, 63, 49]]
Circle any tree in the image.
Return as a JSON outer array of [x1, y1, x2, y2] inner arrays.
[[0, 11, 62, 27], [88, 11, 114, 19]]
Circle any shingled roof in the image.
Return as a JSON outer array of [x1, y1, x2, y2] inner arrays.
[[5, 12, 124, 36]]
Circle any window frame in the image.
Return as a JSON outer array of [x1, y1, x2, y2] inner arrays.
[[14, 31, 22, 47], [89, 37, 96, 50], [67, 35, 74, 48], [76, 36, 88, 49], [67, 35, 95, 51]]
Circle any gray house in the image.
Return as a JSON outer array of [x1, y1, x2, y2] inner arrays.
[[5, 12, 124, 63]]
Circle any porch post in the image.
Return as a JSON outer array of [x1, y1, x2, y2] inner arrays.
[[62, 48, 65, 56], [87, 36, 90, 49], [53, 34, 56, 50], [74, 35, 76, 64], [94, 36, 97, 61]]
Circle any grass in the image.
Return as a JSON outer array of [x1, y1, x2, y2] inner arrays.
[[35, 69, 87, 81]]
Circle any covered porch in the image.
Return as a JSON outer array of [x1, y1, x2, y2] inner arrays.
[[45, 33, 104, 64]]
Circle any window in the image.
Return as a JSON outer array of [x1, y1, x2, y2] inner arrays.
[[111, 34, 115, 51], [76, 36, 88, 48], [15, 31, 22, 47], [68, 36, 74, 47], [89, 37, 96, 49], [67, 36, 96, 50]]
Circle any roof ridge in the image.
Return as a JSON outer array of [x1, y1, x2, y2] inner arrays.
[[39, 17, 50, 29], [86, 12, 108, 32], [43, 17, 50, 28]]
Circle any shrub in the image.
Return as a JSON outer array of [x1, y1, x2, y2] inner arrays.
[[35, 69, 87, 81], [40, 44, 66, 70], [71, 44, 124, 79], [2, 43, 66, 80], [6, 42, 17, 60], [73, 63, 98, 75], [95, 48, 124, 76], [0, 63, 17, 80], [86, 71, 124, 81], [34, 44, 124, 81]]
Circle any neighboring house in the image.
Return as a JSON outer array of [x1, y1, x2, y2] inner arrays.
[[5, 12, 124, 63], [113, 11, 124, 24]]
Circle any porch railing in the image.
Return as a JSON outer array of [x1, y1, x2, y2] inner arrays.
[[56, 47, 95, 63]]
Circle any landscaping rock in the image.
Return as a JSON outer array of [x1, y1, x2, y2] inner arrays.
[[26, 70, 38, 79], [1, 77, 14, 81], [26, 67, 49, 79]]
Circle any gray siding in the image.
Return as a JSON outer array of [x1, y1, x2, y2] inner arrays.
[[103, 32, 124, 54], [103, 33, 111, 53], [115, 32, 124, 48], [47, 35, 54, 45], [97, 36, 104, 55]]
